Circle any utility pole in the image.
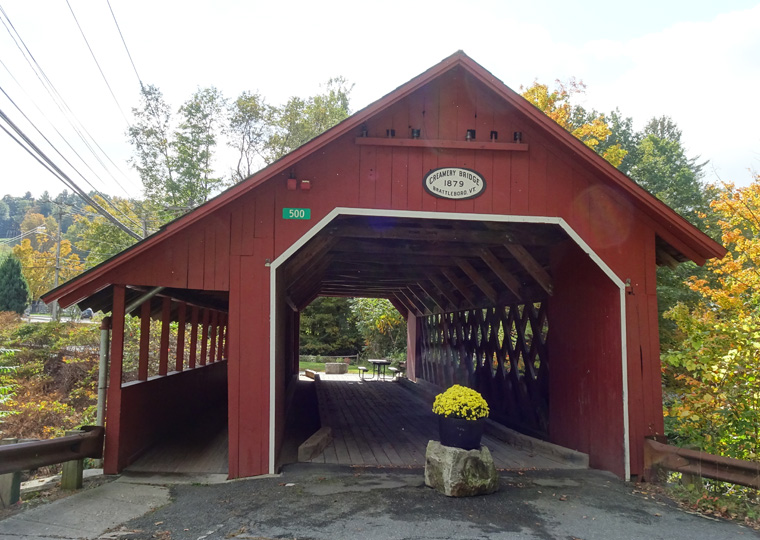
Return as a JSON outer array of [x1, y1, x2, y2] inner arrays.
[[50, 205, 62, 321]]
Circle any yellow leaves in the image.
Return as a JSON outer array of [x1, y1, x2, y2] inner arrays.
[[521, 78, 626, 168], [12, 235, 84, 301]]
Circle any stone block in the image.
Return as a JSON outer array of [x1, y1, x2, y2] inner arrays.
[[424, 440, 499, 497], [324, 362, 348, 374]]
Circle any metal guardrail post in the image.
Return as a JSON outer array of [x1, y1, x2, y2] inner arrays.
[[61, 430, 85, 490], [0, 438, 21, 508]]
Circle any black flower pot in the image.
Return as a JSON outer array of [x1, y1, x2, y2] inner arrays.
[[438, 416, 485, 450]]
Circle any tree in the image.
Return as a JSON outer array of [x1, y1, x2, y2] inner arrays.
[[629, 117, 710, 228], [350, 298, 406, 359], [663, 176, 760, 460], [128, 85, 227, 220], [65, 195, 143, 268], [0, 254, 29, 314], [12, 225, 83, 302], [624, 116, 713, 348], [521, 79, 626, 167], [19, 212, 56, 252], [227, 90, 271, 183], [173, 87, 227, 206], [299, 297, 362, 356], [262, 77, 353, 164]]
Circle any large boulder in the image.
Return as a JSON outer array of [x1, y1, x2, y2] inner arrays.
[[424, 440, 500, 497]]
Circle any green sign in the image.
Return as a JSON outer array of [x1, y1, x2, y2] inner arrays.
[[282, 208, 311, 220]]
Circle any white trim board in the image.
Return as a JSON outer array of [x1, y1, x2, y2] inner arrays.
[[269, 208, 630, 480]]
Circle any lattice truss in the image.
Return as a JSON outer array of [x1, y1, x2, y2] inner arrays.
[[419, 302, 549, 437]]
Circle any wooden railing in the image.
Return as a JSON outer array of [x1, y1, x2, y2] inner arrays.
[[642, 436, 760, 489], [0, 426, 104, 508]]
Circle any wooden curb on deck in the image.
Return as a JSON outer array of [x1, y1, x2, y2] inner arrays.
[[298, 427, 333, 462], [398, 378, 589, 468]]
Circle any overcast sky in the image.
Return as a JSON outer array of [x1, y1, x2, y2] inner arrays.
[[1, 0, 758, 200]]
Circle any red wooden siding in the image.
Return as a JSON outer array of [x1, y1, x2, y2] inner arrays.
[[548, 241, 625, 477]]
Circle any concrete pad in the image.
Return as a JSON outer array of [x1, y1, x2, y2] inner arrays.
[[117, 472, 229, 485], [0, 481, 169, 539], [20, 469, 104, 495]]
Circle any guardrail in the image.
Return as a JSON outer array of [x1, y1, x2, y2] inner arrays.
[[0, 426, 104, 508], [642, 436, 760, 489]]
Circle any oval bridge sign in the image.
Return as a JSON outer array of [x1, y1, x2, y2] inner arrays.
[[423, 167, 486, 200]]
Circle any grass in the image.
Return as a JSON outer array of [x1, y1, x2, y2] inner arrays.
[[299, 361, 362, 374]]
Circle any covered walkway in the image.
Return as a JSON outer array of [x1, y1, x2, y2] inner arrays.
[[308, 376, 587, 470]]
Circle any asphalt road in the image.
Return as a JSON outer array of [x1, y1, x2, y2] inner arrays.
[[111, 464, 758, 540]]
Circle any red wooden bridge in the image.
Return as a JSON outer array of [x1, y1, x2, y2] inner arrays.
[[43, 51, 724, 481]]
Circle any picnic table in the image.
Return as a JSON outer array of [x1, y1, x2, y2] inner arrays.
[[367, 358, 391, 380]]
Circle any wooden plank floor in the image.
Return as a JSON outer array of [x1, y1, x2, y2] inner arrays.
[[126, 407, 229, 474], [308, 376, 584, 470]]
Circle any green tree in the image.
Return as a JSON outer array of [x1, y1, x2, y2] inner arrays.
[[350, 298, 406, 359], [173, 87, 227, 206], [625, 116, 713, 349], [65, 196, 144, 268], [227, 90, 271, 182], [0, 254, 29, 314], [299, 297, 362, 356], [263, 77, 353, 164], [629, 117, 709, 228], [128, 85, 227, 220]]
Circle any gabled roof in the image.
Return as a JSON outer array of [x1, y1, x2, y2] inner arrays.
[[43, 51, 725, 307]]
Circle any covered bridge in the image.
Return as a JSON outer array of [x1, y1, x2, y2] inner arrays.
[[43, 51, 725, 481]]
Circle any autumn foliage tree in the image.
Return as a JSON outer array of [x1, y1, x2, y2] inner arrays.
[[12, 213, 83, 302], [521, 79, 626, 167], [663, 176, 760, 461]]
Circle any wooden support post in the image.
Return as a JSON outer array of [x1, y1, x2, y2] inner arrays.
[[104, 284, 125, 474], [223, 313, 229, 359], [138, 300, 151, 381], [159, 296, 171, 375], [200, 309, 209, 366], [61, 430, 84, 490], [189, 305, 199, 369], [217, 313, 226, 361], [209, 310, 218, 364], [0, 439, 21, 508], [176, 301, 186, 372]]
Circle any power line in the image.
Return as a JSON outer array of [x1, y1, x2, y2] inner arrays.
[[65, 0, 131, 126], [0, 107, 142, 240], [107, 0, 142, 88], [0, 58, 139, 200], [0, 83, 143, 230], [0, 4, 141, 198]]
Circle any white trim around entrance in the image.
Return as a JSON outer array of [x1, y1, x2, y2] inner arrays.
[[268, 208, 630, 480]]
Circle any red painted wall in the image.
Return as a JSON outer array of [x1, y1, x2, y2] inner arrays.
[[548, 241, 625, 476], [110, 361, 227, 472]]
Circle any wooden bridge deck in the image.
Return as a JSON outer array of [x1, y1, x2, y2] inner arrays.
[[309, 376, 584, 470], [126, 407, 229, 475]]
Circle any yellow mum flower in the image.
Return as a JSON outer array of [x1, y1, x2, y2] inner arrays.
[[432, 384, 489, 419]]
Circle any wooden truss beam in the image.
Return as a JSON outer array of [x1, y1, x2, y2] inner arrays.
[[479, 248, 523, 301], [503, 243, 553, 295], [455, 257, 498, 304]]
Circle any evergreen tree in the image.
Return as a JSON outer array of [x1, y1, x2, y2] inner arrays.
[[0, 254, 29, 314]]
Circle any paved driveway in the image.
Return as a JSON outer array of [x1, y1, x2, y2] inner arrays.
[[109, 464, 757, 540]]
